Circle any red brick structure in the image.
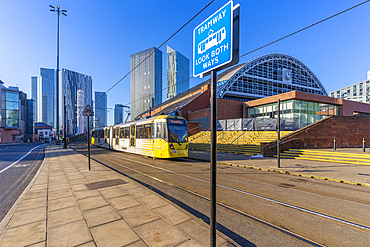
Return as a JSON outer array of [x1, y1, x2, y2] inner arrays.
[[0, 128, 22, 144], [261, 116, 370, 156]]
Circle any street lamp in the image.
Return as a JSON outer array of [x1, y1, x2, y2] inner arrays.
[[50, 5, 67, 145]]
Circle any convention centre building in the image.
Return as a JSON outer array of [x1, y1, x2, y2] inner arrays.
[[136, 52, 370, 132]]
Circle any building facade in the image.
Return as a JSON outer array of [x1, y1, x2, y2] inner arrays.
[[31, 76, 37, 118], [37, 68, 55, 128], [59, 68, 93, 135], [130, 47, 162, 119], [95, 91, 107, 128], [114, 104, 123, 125], [167, 46, 189, 100], [0, 82, 35, 143], [329, 70, 370, 103]]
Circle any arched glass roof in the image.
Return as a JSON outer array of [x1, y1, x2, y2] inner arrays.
[[217, 52, 327, 101]]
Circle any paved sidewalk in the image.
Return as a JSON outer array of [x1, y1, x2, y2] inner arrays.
[[0, 145, 233, 247], [189, 149, 370, 187]]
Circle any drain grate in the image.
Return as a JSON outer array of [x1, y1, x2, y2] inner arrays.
[[85, 179, 127, 190]]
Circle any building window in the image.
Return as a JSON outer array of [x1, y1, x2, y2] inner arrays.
[[5, 91, 19, 128]]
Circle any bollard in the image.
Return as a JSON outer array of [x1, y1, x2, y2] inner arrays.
[[363, 138, 366, 152], [334, 137, 336, 151]]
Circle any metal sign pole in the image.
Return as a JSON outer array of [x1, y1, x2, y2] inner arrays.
[[210, 69, 217, 247], [87, 116, 91, 171]]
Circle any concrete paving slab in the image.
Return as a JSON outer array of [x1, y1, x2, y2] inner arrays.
[[90, 219, 140, 247], [84, 205, 121, 227], [74, 189, 100, 199], [48, 196, 78, 212], [68, 175, 86, 181], [108, 195, 141, 211], [124, 240, 149, 247], [7, 207, 46, 228], [98, 187, 127, 199], [48, 183, 71, 192], [134, 219, 189, 247], [30, 183, 48, 191], [77, 241, 97, 247], [16, 197, 46, 212], [69, 178, 89, 185], [175, 219, 226, 247], [78, 195, 109, 211], [48, 188, 74, 200], [126, 187, 154, 198], [0, 221, 46, 247], [27, 241, 46, 247], [117, 182, 141, 190], [137, 194, 168, 210], [152, 204, 191, 226], [118, 205, 159, 227], [47, 220, 92, 247], [24, 190, 47, 200], [176, 239, 202, 247], [71, 183, 88, 191], [48, 206, 84, 229]]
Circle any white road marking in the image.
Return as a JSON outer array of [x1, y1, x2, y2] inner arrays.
[[0, 145, 45, 174]]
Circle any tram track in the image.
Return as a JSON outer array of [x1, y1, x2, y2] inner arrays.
[[72, 143, 370, 246], [97, 152, 370, 230]]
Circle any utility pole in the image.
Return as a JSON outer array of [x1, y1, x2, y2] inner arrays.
[[50, 5, 67, 138]]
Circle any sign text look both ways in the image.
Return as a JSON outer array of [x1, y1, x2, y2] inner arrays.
[[193, 1, 233, 77]]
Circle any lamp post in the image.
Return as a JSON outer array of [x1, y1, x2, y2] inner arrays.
[[49, 5, 67, 140]]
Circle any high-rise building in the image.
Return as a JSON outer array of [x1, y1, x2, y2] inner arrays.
[[329, 70, 370, 103], [130, 47, 162, 119], [95, 92, 107, 128], [114, 104, 123, 125], [37, 68, 55, 128], [167, 46, 189, 100], [59, 68, 93, 135], [31, 76, 37, 118]]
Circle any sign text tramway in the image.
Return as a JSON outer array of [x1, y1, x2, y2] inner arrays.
[[193, 1, 233, 77]]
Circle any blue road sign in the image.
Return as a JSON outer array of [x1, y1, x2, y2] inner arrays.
[[193, 1, 233, 77]]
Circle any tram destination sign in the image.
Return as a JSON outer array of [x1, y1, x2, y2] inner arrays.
[[193, 1, 233, 77]]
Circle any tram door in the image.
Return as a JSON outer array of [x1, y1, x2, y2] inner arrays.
[[115, 127, 119, 145], [130, 124, 136, 146]]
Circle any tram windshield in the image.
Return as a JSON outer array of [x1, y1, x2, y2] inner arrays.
[[167, 119, 188, 143]]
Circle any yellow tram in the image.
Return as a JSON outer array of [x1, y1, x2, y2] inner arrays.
[[91, 115, 188, 158]]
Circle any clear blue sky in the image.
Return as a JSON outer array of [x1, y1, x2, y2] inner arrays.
[[1, 0, 370, 125]]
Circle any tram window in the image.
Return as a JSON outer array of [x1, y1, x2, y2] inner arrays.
[[163, 122, 168, 142], [100, 130, 104, 138], [113, 128, 116, 137], [107, 129, 110, 138], [119, 127, 130, 138], [136, 125, 143, 138], [130, 125, 135, 136]]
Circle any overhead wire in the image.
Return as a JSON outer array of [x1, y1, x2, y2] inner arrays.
[[96, 0, 370, 121], [94, 0, 215, 104]]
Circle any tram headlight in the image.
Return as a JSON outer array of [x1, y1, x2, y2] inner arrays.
[[169, 143, 174, 149]]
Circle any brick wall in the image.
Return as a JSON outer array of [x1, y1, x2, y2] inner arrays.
[[261, 116, 370, 156], [187, 122, 202, 135], [0, 128, 21, 144]]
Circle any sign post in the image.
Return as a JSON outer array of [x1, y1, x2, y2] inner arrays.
[[83, 105, 94, 171], [193, 2, 239, 246]]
